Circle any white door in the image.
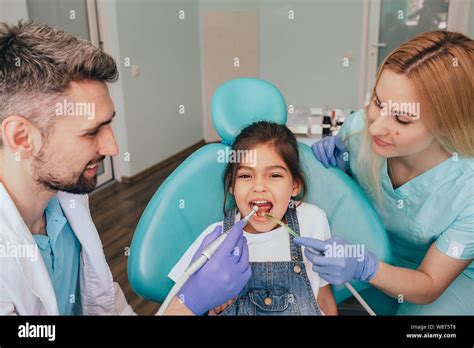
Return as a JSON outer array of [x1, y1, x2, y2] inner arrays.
[[26, 0, 115, 189], [364, 0, 472, 104]]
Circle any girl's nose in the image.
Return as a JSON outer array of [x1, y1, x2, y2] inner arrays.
[[252, 177, 267, 192]]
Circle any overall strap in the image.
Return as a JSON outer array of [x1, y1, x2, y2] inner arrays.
[[284, 203, 304, 262], [223, 207, 237, 232]]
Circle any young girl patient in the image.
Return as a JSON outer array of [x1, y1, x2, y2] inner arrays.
[[168, 121, 338, 315]]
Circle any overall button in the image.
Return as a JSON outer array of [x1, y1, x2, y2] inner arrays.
[[264, 297, 273, 306], [293, 265, 301, 274]]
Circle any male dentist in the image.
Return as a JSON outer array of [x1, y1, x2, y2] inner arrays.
[[0, 22, 250, 315]]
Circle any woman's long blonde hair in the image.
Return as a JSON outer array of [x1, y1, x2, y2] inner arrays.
[[348, 30, 473, 205]]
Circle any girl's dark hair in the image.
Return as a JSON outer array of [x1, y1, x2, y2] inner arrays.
[[223, 121, 306, 212]]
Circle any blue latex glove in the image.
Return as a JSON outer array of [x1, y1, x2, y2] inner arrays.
[[311, 135, 347, 169], [178, 221, 251, 315], [294, 236, 379, 285]]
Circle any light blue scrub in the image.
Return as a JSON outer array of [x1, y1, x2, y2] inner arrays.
[[33, 197, 82, 315], [339, 109, 474, 315]]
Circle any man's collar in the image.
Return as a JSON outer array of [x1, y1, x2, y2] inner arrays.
[[43, 196, 68, 244]]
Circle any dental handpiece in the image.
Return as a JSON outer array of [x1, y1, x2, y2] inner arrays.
[[157, 206, 259, 315], [184, 206, 259, 276]]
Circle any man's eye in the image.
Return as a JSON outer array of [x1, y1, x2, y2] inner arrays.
[[270, 173, 283, 178], [238, 174, 251, 179], [86, 130, 99, 137]]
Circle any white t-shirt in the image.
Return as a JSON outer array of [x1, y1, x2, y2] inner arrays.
[[168, 202, 332, 300]]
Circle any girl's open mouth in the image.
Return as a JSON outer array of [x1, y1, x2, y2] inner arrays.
[[249, 200, 273, 222]]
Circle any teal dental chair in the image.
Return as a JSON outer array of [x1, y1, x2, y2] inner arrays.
[[128, 78, 393, 314]]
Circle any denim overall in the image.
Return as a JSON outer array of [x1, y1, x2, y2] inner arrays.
[[218, 206, 322, 315]]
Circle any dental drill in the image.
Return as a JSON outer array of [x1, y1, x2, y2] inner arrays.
[[157, 206, 259, 315]]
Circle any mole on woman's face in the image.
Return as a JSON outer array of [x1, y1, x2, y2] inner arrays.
[[367, 69, 436, 158]]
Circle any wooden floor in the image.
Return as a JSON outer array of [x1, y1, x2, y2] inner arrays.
[[89, 146, 201, 315]]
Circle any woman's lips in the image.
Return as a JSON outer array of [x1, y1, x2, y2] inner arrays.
[[373, 136, 392, 147]]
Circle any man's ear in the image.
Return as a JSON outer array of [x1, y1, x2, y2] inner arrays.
[[2, 115, 42, 160], [292, 179, 302, 197]]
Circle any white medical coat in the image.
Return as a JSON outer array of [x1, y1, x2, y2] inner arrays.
[[0, 183, 136, 315]]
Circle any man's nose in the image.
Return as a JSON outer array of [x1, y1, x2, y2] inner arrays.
[[98, 127, 119, 156]]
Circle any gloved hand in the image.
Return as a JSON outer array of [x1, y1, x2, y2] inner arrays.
[[294, 236, 379, 285], [311, 135, 347, 169], [178, 221, 251, 315]]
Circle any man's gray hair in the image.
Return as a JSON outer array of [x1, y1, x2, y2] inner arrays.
[[0, 21, 118, 147]]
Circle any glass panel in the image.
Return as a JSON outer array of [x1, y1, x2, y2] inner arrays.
[[97, 160, 105, 177], [378, 0, 449, 67], [26, 0, 90, 40]]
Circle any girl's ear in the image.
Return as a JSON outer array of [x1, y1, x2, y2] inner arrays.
[[292, 179, 302, 197]]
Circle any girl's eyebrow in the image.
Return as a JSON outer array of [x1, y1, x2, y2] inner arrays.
[[237, 165, 251, 171], [266, 165, 288, 172], [237, 165, 288, 172]]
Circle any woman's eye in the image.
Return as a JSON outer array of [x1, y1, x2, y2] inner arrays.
[[238, 174, 251, 179], [270, 173, 283, 178], [373, 97, 382, 109], [394, 115, 411, 125]]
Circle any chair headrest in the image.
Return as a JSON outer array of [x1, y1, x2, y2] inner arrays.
[[211, 78, 287, 145]]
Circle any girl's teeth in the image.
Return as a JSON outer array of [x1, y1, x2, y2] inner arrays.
[[86, 164, 97, 169]]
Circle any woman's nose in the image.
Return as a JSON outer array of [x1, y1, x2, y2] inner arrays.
[[369, 112, 391, 137]]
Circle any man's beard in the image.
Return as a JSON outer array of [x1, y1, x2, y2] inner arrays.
[[32, 148, 104, 195]]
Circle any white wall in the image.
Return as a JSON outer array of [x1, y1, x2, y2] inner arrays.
[[199, 0, 261, 142], [260, 0, 364, 110], [110, 0, 204, 177], [200, 0, 365, 114]]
